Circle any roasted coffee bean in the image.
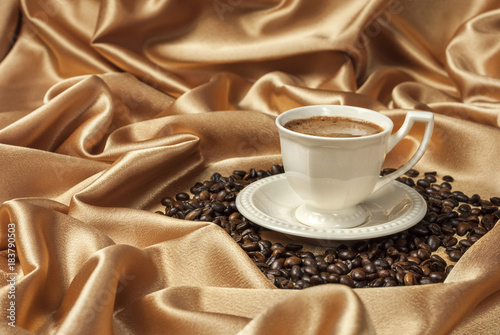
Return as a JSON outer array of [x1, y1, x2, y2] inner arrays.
[[290, 265, 303, 281], [469, 194, 481, 205], [351, 268, 366, 281], [354, 280, 368, 288], [448, 249, 463, 262], [442, 236, 458, 248], [382, 168, 397, 175], [482, 215, 497, 231], [326, 273, 340, 283], [440, 182, 452, 190], [270, 164, 282, 175], [297, 251, 315, 259], [242, 241, 260, 252], [427, 223, 441, 235], [379, 269, 396, 278], [441, 226, 455, 236], [443, 199, 457, 208], [417, 179, 431, 188], [284, 256, 301, 268], [270, 258, 285, 270], [185, 208, 203, 221], [161, 196, 175, 207], [373, 258, 390, 269], [418, 265, 431, 277], [429, 272, 446, 283], [327, 264, 344, 275], [417, 248, 431, 261], [407, 256, 421, 265], [427, 235, 441, 251], [459, 239, 472, 250], [456, 222, 471, 236], [339, 275, 354, 288], [271, 243, 286, 253], [310, 275, 324, 285], [420, 277, 433, 285], [285, 244, 303, 252], [404, 272, 417, 286], [490, 197, 500, 206], [158, 167, 498, 290], [406, 169, 420, 177], [363, 262, 377, 274], [412, 224, 430, 236], [302, 258, 317, 269], [430, 254, 447, 266], [369, 277, 384, 287], [481, 206, 498, 215], [454, 193, 469, 203], [425, 175, 437, 183], [458, 204, 471, 213], [338, 249, 357, 260], [304, 266, 319, 276], [175, 192, 190, 201], [470, 226, 487, 236], [442, 175, 454, 182]]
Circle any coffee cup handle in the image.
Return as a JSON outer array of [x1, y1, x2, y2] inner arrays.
[[372, 111, 434, 193]]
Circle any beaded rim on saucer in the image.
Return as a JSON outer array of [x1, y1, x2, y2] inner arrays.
[[235, 174, 427, 241]]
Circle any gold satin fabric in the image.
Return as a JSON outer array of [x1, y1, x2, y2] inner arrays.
[[1, 0, 500, 334]]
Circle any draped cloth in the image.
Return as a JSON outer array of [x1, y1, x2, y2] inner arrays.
[[1, 0, 500, 334]]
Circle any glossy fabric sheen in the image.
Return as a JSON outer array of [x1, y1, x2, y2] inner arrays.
[[1, 0, 499, 334]]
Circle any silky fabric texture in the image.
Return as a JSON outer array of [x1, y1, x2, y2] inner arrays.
[[1, 0, 500, 334]]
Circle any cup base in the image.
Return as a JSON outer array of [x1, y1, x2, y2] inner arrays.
[[295, 204, 367, 228]]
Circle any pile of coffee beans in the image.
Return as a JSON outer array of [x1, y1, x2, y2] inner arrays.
[[156, 165, 500, 289]]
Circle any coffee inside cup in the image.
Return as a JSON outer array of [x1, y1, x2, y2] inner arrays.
[[283, 116, 384, 138]]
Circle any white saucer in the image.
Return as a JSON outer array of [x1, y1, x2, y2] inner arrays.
[[235, 174, 427, 241]]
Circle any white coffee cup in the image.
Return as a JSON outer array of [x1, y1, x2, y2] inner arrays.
[[275, 105, 434, 228]]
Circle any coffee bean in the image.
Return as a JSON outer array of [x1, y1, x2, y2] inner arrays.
[[406, 169, 420, 177], [326, 273, 340, 283], [417, 248, 431, 261], [490, 197, 500, 206], [158, 167, 498, 290], [470, 226, 487, 236], [308, 274, 323, 286], [284, 256, 301, 268], [339, 275, 354, 288], [417, 179, 431, 188], [420, 277, 433, 285], [351, 268, 366, 281], [442, 175, 454, 182], [382, 168, 397, 175], [363, 262, 377, 274], [338, 249, 357, 260], [285, 244, 303, 252], [442, 236, 458, 248], [404, 272, 417, 286], [427, 235, 441, 251], [469, 194, 481, 205], [303, 265, 318, 276], [429, 272, 447, 283], [407, 256, 421, 265], [425, 175, 437, 183], [270, 258, 285, 270], [290, 265, 303, 281], [448, 250, 463, 262], [440, 182, 452, 190], [184, 208, 203, 221], [456, 222, 471, 236]]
